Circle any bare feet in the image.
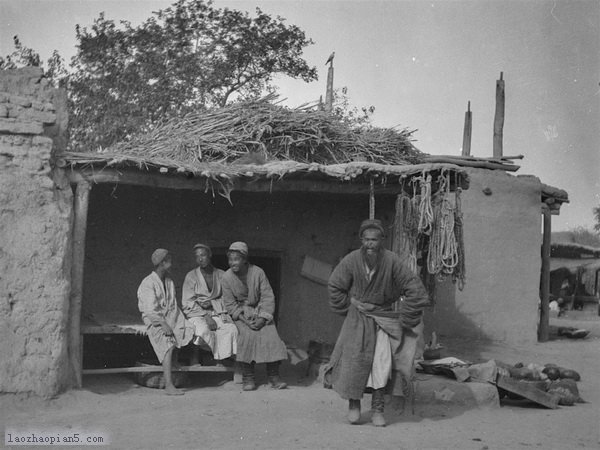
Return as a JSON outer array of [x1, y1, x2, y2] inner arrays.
[[165, 385, 184, 396]]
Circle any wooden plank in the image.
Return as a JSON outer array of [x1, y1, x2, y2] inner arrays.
[[539, 206, 551, 342], [70, 181, 91, 388], [426, 154, 523, 162], [81, 326, 145, 335], [66, 169, 384, 195], [462, 101, 472, 156], [422, 157, 519, 172], [83, 365, 235, 375], [66, 165, 470, 194], [493, 72, 505, 158], [497, 375, 559, 409]]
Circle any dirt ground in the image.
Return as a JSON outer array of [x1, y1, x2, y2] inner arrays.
[[2, 315, 599, 450]]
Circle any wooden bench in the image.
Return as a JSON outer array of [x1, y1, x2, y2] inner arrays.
[[81, 312, 234, 375]]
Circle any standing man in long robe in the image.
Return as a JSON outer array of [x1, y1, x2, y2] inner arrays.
[[221, 241, 288, 391], [326, 219, 429, 426], [182, 243, 238, 364], [137, 249, 194, 395]]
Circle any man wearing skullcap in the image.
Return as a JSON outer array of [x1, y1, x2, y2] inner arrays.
[[221, 242, 288, 391], [325, 219, 429, 426], [137, 249, 194, 395], [182, 243, 238, 364]]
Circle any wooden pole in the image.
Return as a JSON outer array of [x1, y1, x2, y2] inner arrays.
[[325, 65, 334, 113], [369, 178, 375, 219], [493, 72, 505, 158], [538, 205, 551, 342], [462, 101, 472, 156], [70, 181, 91, 387]]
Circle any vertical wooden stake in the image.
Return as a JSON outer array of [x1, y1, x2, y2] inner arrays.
[[325, 65, 334, 113], [70, 180, 91, 387], [462, 101, 472, 156], [493, 72, 505, 158], [538, 205, 551, 342], [369, 178, 375, 220]]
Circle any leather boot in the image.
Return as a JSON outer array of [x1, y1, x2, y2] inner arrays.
[[241, 362, 256, 391], [371, 388, 386, 427], [266, 361, 287, 389], [347, 399, 361, 424]]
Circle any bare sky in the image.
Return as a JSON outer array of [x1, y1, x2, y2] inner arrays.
[[2, 0, 599, 231]]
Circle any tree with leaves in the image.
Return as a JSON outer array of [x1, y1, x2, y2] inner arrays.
[[68, 0, 317, 150], [2, 1, 317, 151], [0, 36, 42, 69], [0, 35, 70, 84], [331, 86, 375, 128]]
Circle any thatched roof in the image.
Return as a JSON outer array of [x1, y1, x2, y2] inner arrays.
[[86, 94, 423, 167], [551, 242, 600, 259], [62, 95, 517, 180], [550, 257, 600, 272], [62, 94, 572, 210], [120, 95, 425, 164]]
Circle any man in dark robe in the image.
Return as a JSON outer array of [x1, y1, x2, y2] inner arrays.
[[326, 219, 429, 426], [222, 241, 288, 391]]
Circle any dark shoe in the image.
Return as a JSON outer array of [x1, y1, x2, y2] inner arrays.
[[371, 389, 386, 427], [268, 375, 288, 389], [242, 378, 257, 391], [266, 361, 287, 389], [347, 399, 361, 424], [241, 362, 256, 391]]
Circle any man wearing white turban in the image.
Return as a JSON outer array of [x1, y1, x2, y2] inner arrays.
[[137, 249, 194, 395]]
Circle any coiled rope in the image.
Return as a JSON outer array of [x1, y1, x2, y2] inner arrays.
[[427, 170, 458, 275], [393, 169, 465, 285], [417, 173, 433, 235], [394, 185, 419, 274]]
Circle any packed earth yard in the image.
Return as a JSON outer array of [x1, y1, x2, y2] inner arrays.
[[1, 316, 598, 450]]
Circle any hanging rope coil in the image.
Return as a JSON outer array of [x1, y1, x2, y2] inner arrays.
[[393, 169, 465, 285], [417, 173, 433, 235], [394, 188, 419, 275], [427, 170, 458, 275]]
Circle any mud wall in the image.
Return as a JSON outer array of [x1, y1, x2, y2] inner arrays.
[[0, 68, 72, 396], [425, 169, 542, 346], [83, 184, 396, 350]]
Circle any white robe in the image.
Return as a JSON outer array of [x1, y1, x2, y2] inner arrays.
[[182, 267, 237, 360], [137, 272, 194, 363]]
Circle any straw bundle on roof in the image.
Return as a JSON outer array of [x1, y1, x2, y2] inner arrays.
[[104, 94, 424, 167]]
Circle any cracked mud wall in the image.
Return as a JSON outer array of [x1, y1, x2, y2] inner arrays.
[[0, 68, 73, 396]]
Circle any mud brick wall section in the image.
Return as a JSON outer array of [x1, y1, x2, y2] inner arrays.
[[0, 67, 73, 396]]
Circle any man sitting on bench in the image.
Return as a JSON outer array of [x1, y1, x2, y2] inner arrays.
[[137, 248, 194, 395], [182, 243, 238, 365]]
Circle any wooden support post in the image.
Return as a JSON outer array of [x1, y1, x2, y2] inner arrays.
[[462, 101, 472, 156], [369, 178, 375, 219], [493, 72, 505, 158], [538, 205, 551, 342], [70, 181, 91, 387], [325, 65, 334, 113]]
